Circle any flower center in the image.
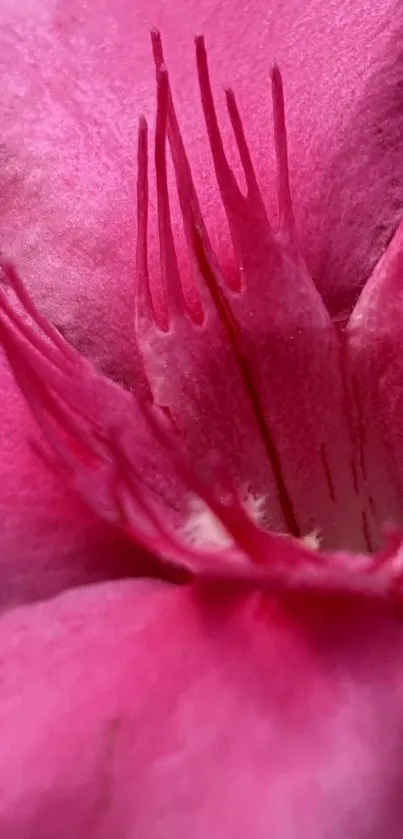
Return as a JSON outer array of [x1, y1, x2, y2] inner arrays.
[[134, 32, 402, 555], [1, 30, 403, 584]]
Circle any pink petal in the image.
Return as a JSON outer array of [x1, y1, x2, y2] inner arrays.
[[4, 252, 403, 589], [347, 221, 403, 513], [1, 578, 403, 837], [0, 0, 401, 386], [0, 57, 372, 560], [0, 289, 185, 607], [135, 42, 369, 551], [0, 357, 126, 608]]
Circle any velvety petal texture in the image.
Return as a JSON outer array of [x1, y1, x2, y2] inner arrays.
[[1, 4, 403, 835], [0, 265, 192, 608], [3, 41, 403, 576], [1, 0, 403, 603], [0, 352, 153, 610], [347, 221, 403, 503], [1, 579, 403, 838], [6, 245, 403, 602], [0, 0, 401, 383]]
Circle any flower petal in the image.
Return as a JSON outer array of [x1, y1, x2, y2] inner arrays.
[[1, 578, 403, 837], [0, 0, 401, 383], [0, 277, 186, 608], [135, 47, 372, 551], [347, 221, 403, 535], [4, 258, 403, 599], [0, 355, 154, 610]]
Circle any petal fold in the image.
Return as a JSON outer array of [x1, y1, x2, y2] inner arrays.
[[1, 579, 403, 837]]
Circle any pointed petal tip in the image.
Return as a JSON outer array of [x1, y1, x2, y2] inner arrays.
[[137, 114, 148, 132], [149, 26, 161, 45], [151, 28, 165, 69], [194, 33, 206, 53]]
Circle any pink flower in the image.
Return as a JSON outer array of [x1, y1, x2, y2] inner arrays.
[[1, 1, 403, 835]]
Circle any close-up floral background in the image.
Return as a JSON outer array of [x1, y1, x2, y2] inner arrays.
[[1, 0, 403, 836]]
